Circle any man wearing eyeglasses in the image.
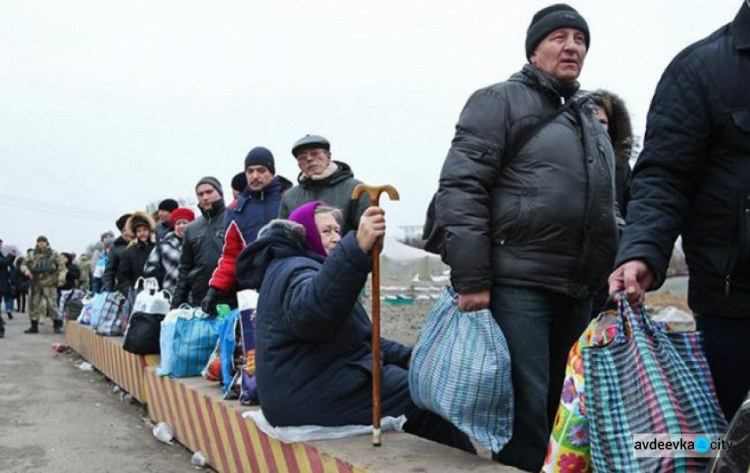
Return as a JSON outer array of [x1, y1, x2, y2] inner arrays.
[[279, 134, 369, 235]]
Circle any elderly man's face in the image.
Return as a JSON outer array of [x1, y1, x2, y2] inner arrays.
[[296, 147, 332, 178], [245, 165, 275, 192], [530, 28, 587, 82]]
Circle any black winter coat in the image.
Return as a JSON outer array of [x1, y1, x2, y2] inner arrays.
[[0, 253, 12, 294], [116, 240, 155, 294], [102, 236, 129, 292], [61, 263, 81, 291], [616, 3, 750, 318], [236, 221, 412, 426], [173, 200, 227, 307], [436, 65, 619, 298]]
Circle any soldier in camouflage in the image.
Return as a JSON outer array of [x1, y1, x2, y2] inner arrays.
[[21, 236, 67, 334]]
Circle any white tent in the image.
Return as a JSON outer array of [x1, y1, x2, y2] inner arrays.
[[380, 236, 448, 282]]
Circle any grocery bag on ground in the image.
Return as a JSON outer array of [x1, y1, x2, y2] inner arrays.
[[219, 309, 241, 395], [584, 298, 727, 472], [156, 307, 185, 376], [238, 290, 259, 405], [77, 295, 95, 325], [168, 307, 218, 378], [89, 292, 108, 329], [95, 291, 127, 336], [130, 277, 170, 315], [409, 286, 513, 453], [65, 289, 87, 320], [123, 279, 171, 355]]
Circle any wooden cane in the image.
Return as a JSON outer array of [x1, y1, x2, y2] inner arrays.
[[352, 184, 400, 447]]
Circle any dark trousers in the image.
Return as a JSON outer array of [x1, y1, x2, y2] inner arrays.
[[16, 292, 26, 312], [490, 284, 591, 472], [696, 314, 750, 421]]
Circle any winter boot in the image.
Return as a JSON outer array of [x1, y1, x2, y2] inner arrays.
[[24, 321, 39, 334], [7, 311, 12, 320], [53, 320, 63, 334]]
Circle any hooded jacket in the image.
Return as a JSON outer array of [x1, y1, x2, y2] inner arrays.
[[436, 65, 619, 298], [616, 3, 750, 318], [116, 211, 157, 294], [235, 220, 412, 426], [173, 199, 227, 307], [209, 177, 285, 293], [279, 161, 370, 235], [590, 89, 634, 217]]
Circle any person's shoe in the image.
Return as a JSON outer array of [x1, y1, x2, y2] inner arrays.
[[53, 320, 63, 334], [7, 311, 12, 320], [24, 321, 39, 334]]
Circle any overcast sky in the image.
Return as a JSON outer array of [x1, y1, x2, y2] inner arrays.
[[0, 0, 743, 254]]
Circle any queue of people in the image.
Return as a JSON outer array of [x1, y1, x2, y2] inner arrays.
[[2, 2, 749, 470]]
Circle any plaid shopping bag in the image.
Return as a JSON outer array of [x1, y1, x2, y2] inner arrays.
[[170, 309, 218, 378], [584, 299, 727, 472], [95, 292, 127, 336], [409, 286, 513, 453]]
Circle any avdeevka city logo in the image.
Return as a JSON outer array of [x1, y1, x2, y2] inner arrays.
[[694, 437, 710, 453], [632, 434, 733, 457]]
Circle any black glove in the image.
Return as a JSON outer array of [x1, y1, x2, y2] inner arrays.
[[200, 287, 221, 316]]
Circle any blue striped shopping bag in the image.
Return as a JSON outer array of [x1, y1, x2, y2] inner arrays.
[[170, 308, 219, 378], [409, 286, 513, 453], [584, 298, 727, 472]]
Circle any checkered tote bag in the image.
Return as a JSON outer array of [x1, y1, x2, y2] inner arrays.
[[409, 286, 513, 453], [584, 298, 727, 472]]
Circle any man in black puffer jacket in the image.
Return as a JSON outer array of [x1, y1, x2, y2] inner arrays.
[[434, 5, 618, 471], [172, 177, 229, 309], [610, 1, 750, 422]]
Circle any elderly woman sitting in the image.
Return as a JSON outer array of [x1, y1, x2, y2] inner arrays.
[[236, 201, 473, 452]]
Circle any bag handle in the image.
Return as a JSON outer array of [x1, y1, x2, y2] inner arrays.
[[614, 295, 654, 343]]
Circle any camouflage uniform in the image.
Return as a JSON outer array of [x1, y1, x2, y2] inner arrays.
[[21, 248, 66, 322], [76, 254, 92, 291]]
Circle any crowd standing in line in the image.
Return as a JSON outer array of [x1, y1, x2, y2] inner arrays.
[[2, 2, 748, 470]]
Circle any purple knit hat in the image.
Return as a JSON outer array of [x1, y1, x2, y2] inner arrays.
[[288, 201, 327, 257]]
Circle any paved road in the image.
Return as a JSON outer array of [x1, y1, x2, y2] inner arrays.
[[0, 315, 202, 473]]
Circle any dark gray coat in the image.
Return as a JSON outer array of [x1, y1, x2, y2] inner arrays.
[[436, 65, 619, 299], [102, 236, 129, 292], [279, 161, 370, 235], [172, 200, 226, 307]]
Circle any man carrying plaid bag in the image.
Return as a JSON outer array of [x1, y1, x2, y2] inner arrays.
[[610, 0, 750, 422]]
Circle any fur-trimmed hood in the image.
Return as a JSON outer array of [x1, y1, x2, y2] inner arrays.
[[125, 210, 157, 246], [589, 89, 634, 167]]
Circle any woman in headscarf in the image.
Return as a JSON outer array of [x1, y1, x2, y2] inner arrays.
[[236, 201, 474, 452]]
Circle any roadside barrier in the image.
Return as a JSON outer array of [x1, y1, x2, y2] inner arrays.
[[65, 320, 513, 472]]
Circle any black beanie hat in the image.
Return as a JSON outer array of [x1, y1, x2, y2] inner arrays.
[[195, 176, 224, 197], [244, 147, 275, 175], [231, 172, 247, 192], [116, 213, 132, 232], [158, 198, 179, 212], [526, 4, 590, 60]]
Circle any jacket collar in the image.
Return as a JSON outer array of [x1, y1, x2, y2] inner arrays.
[[235, 178, 282, 212], [732, 1, 750, 50], [514, 64, 581, 103], [201, 199, 226, 218]]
